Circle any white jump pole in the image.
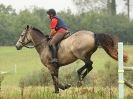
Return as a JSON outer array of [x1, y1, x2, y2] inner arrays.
[[118, 42, 124, 99]]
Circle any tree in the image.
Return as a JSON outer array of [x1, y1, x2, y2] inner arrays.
[[125, 0, 130, 20], [107, 0, 116, 15], [72, 0, 107, 14], [0, 3, 133, 45], [72, 0, 116, 15], [0, 4, 16, 15]]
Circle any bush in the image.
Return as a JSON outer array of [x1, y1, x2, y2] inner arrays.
[[97, 61, 117, 87], [19, 61, 119, 88], [19, 68, 51, 87]]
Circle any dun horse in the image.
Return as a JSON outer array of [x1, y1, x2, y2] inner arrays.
[[16, 25, 128, 93]]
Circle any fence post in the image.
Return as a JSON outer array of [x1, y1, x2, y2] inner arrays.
[[118, 42, 124, 99]]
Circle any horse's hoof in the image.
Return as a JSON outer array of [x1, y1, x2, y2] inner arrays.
[[64, 84, 71, 89], [53, 91, 59, 94], [59, 84, 71, 90], [77, 81, 82, 87]]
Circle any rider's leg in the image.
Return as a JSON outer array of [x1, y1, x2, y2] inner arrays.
[[49, 32, 66, 64]]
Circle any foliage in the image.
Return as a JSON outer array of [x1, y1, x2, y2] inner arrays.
[[125, 61, 133, 83], [1, 86, 133, 99], [17, 60, 132, 98], [19, 61, 117, 87], [97, 61, 118, 87], [0, 4, 133, 45], [19, 68, 51, 87]]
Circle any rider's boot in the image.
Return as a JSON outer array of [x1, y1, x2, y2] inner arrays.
[[50, 45, 58, 64]]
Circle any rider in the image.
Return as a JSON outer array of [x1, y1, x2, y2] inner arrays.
[[47, 9, 68, 64]]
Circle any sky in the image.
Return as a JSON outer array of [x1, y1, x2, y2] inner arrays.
[[0, 0, 133, 18], [0, 0, 76, 12]]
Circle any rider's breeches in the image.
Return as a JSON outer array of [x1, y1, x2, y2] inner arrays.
[[49, 32, 66, 46]]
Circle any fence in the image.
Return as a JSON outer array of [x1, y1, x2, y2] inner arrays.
[[118, 42, 133, 99]]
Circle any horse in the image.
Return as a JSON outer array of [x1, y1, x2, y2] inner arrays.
[[16, 25, 128, 93]]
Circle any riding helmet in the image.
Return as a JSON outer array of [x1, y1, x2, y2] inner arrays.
[[47, 9, 56, 16]]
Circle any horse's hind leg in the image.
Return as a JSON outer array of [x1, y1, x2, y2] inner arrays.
[[77, 44, 98, 87], [77, 65, 86, 81], [77, 59, 93, 87]]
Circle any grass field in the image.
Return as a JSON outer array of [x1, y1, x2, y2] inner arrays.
[[0, 45, 133, 86], [1, 86, 133, 99], [0, 45, 133, 99]]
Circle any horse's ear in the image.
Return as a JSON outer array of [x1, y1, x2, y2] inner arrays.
[[25, 25, 29, 30]]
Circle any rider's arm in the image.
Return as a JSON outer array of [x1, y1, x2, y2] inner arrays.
[[49, 18, 58, 37]]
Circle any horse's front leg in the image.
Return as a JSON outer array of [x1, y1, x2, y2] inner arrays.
[[50, 66, 59, 93], [49, 65, 71, 93]]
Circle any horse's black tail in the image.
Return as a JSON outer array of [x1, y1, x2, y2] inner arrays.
[[95, 33, 128, 63]]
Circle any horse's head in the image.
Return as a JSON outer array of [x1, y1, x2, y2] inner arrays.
[[16, 25, 32, 50]]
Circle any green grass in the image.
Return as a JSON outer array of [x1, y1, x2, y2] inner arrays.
[[0, 45, 133, 86], [0, 46, 133, 99], [1, 86, 133, 99], [0, 47, 42, 86]]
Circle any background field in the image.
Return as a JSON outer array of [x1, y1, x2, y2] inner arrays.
[[0, 45, 133, 86], [0, 45, 133, 99]]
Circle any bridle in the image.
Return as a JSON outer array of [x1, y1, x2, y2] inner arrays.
[[19, 30, 34, 48], [19, 29, 46, 49]]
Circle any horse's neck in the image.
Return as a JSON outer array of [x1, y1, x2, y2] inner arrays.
[[30, 30, 48, 54]]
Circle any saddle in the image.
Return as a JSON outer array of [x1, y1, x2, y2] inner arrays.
[[46, 31, 71, 41], [63, 31, 71, 39]]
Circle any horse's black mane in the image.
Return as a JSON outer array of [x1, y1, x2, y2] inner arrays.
[[32, 27, 49, 39], [32, 27, 45, 35]]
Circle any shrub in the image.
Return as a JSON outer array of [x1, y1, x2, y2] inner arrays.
[[19, 68, 51, 87]]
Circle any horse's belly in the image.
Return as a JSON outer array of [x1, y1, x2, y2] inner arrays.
[[58, 31, 95, 65], [58, 48, 77, 66]]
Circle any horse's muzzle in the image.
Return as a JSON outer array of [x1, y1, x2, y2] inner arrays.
[[16, 45, 22, 50]]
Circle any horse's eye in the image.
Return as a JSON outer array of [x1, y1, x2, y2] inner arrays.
[[21, 35, 24, 37]]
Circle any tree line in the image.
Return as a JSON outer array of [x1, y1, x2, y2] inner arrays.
[[0, 3, 133, 46]]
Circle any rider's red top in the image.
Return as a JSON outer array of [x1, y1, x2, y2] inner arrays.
[[50, 18, 66, 33]]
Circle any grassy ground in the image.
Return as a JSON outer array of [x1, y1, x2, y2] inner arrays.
[[1, 86, 133, 99], [0, 45, 133, 99], [0, 45, 133, 86], [0, 47, 42, 86]]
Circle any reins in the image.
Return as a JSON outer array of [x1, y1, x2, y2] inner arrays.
[[18, 27, 48, 49], [19, 39, 46, 49]]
